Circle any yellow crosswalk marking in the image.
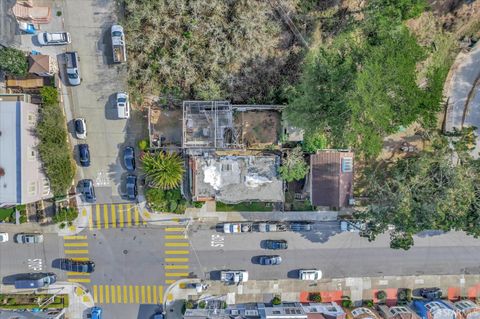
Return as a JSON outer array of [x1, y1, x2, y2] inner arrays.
[[93, 285, 98, 303], [165, 258, 189, 262], [165, 250, 189, 255], [135, 286, 140, 304], [134, 207, 140, 225], [111, 204, 117, 228], [153, 285, 157, 304], [71, 257, 89, 261], [141, 285, 146, 304], [89, 210, 93, 230], [65, 250, 89, 254], [158, 286, 163, 304], [127, 204, 132, 227], [165, 235, 186, 239], [119, 204, 124, 228], [129, 286, 134, 304], [67, 272, 90, 276], [64, 243, 88, 247], [117, 286, 122, 304], [64, 235, 87, 240], [165, 272, 189, 277], [67, 278, 91, 283], [99, 285, 104, 304], [96, 205, 101, 229], [165, 279, 177, 284], [110, 286, 116, 304], [165, 242, 189, 247], [105, 284, 110, 304], [165, 227, 185, 232], [165, 265, 189, 269], [103, 205, 109, 229], [147, 286, 152, 304], [124, 286, 128, 304]]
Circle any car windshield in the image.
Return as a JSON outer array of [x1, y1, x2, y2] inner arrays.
[[75, 121, 85, 133], [117, 97, 127, 103], [43, 33, 48, 42], [112, 31, 122, 37], [68, 73, 78, 79]]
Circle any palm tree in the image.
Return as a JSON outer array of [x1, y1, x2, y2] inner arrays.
[[141, 152, 185, 189]]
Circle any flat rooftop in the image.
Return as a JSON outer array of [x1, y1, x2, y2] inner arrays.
[[191, 155, 284, 203]]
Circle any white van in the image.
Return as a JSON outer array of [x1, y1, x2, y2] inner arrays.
[[116, 92, 130, 119]]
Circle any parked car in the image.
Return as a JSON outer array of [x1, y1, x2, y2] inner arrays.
[[299, 269, 322, 280], [37, 31, 71, 45], [123, 146, 135, 171], [14, 273, 56, 289], [79, 144, 90, 167], [58, 258, 95, 273], [74, 118, 87, 139], [0, 233, 8, 243], [153, 314, 164, 319], [15, 233, 44, 244], [116, 92, 130, 119], [290, 222, 313, 232], [419, 287, 442, 299], [258, 255, 282, 265], [257, 222, 287, 232], [91, 307, 103, 319], [126, 175, 137, 200], [65, 51, 81, 86], [264, 240, 288, 250], [81, 179, 96, 202]]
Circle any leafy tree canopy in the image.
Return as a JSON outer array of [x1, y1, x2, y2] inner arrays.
[[142, 152, 185, 190], [279, 146, 308, 182], [0, 47, 28, 76]]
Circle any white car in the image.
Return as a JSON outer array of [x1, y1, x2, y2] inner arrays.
[[116, 92, 130, 119], [74, 118, 87, 139], [299, 269, 322, 280], [37, 32, 71, 46], [0, 232, 9, 243]]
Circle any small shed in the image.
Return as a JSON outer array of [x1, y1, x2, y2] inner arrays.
[[28, 54, 56, 77]]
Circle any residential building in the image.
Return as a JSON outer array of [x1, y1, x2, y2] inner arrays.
[[451, 300, 480, 319], [12, 0, 51, 24], [188, 154, 284, 203], [350, 307, 381, 319], [309, 150, 354, 208], [301, 302, 346, 319], [0, 98, 51, 206], [378, 305, 421, 319], [0, 309, 63, 319], [412, 300, 457, 319], [28, 54, 56, 77]]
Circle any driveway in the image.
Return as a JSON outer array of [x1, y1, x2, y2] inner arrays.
[[62, 0, 146, 204]]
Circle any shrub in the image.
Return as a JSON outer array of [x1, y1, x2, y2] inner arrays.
[[308, 293, 322, 302], [52, 207, 78, 224], [279, 146, 308, 182], [0, 47, 28, 76], [146, 188, 187, 214], [142, 152, 184, 190], [138, 139, 149, 151], [185, 300, 194, 309], [198, 301, 206, 309], [59, 223, 66, 229], [341, 299, 352, 308], [271, 295, 281, 305], [302, 131, 327, 154], [364, 300, 374, 307], [376, 290, 386, 300]]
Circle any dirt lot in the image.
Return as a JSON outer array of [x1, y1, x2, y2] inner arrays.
[[149, 106, 182, 147], [234, 111, 282, 148]]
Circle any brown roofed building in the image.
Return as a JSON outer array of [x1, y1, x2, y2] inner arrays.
[[310, 150, 354, 208], [28, 54, 55, 77], [378, 305, 421, 319]]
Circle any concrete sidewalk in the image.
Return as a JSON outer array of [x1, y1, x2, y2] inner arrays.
[[164, 274, 480, 318], [0, 282, 94, 318]]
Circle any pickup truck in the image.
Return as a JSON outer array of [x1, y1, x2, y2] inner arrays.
[[65, 51, 80, 86], [111, 25, 126, 63], [223, 223, 251, 233], [221, 270, 248, 283]]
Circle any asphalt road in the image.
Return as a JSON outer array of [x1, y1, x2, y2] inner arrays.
[[187, 221, 480, 280], [63, 0, 145, 204]]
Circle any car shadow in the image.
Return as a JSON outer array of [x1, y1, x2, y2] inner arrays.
[[104, 93, 119, 120], [2, 273, 26, 285], [287, 269, 301, 279], [209, 270, 222, 281]]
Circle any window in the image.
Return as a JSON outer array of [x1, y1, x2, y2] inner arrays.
[[342, 157, 353, 173], [27, 147, 36, 161], [28, 181, 37, 196]]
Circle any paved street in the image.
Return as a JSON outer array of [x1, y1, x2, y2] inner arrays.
[[63, 0, 146, 204]]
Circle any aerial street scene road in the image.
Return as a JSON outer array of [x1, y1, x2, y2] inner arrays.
[[2, 0, 480, 319]]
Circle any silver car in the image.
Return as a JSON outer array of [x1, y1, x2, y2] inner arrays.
[[15, 233, 44, 244], [37, 32, 71, 45]]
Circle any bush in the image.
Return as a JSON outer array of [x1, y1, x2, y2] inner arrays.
[[142, 152, 184, 190], [397, 289, 411, 302], [37, 87, 76, 196], [0, 47, 28, 76], [185, 300, 194, 309], [376, 290, 386, 300], [198, 301, 206, 309], [146, 188, 187, 214], [302, 131, 327, 154], [279, 146, 308, 182], [59, 222, 66, 229], [138, 139, 149, 151], [364, 300, 374, 307], [52, 207, 78, 224], [271, 295, 281, 305], [308, 293, 322, 302], [341, 299, 352, 308]]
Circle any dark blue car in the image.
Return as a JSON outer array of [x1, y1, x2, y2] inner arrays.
[[79, 144, 90, 167], [126, 175, 137, 200], [258, 255, 282, 265], [81, 179, 96, 202], [123, 147, 135, 171], [264, 240, 288, 250]]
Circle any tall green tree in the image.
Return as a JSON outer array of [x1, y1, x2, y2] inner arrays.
[[142, 152, 185, 189], [0, 47, 28, 76], [279, 146, 308, 182]]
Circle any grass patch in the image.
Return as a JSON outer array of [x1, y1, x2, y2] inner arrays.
[[215, 201, 274, 212], [0, 294, 68, 309], [0, 208, 13, 221]]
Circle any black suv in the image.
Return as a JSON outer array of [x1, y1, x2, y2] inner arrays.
[[78, 144, 90, 167], [419, 287, 442, 300], [58, 258, 95, 273]]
